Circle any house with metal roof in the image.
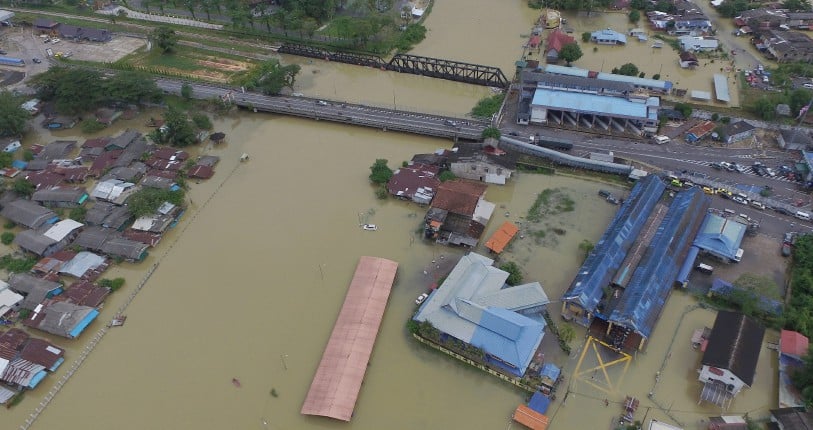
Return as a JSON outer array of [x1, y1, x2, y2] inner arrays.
[[62, 280, 110, 308], [387, 162, 440, 204], [546, 29, 576, 63], [778, 330, 809, 409], [448, 143, 517, 185], [20, 338, 64, 372], [74, 226, 115, 251], [720, 120, 755, 144], [0, 281, 22, 318], [101, 236, 148, 262], [759, 29, 813, 63], [24, 299, 99, 339], [0, 358, 47, 389], [84, 201, 132, 230], [693, 213, 746, 263], [529, 88, 660, 134], [591, 28, 627, 44], [542, 64, 673, 94], [90, 178, 138, 205], [8, 273, 62, 310], [14, 230, 59, 257], [769, 407, 813, 430], [778, 129, 813, 150], [413, 252, 549, 377], [131, 202, 182, 234], [679, 36, 719, 51], [31, 186, 88, 208], [699, 311, 765, 407], [714, 74, 731, 104], [672, 14, 713, 35], [0, 200, 58, 229], [424, 179, 495, 247], [59, 251, 108, 280]]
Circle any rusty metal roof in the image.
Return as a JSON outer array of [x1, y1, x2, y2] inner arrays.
[[300, 256, 398, 422]]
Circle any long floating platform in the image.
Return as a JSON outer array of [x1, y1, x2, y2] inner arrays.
[[300, 256, 399, 422]]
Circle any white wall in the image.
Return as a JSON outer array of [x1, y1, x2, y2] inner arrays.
[[699, 365, 747, 395]]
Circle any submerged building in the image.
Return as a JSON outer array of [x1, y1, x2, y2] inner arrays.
[[413, 252, 550, 377], [561, 175, 709, 350]]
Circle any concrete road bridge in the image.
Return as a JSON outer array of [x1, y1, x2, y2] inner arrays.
[[156, 79, 489, 141]]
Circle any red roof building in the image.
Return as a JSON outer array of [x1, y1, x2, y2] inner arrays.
[[61, 280, 110, 308], [431, 180, 488, 216], [20, 338, 64, 371], [387, 163, 440, 204], [546, 29, 576, 63], [152, 147, 189, 161], [780, 330, 809, 360], [188, 165, 214, 179]]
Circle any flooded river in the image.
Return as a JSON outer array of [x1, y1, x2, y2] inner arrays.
[[4, 2, 777, 430]]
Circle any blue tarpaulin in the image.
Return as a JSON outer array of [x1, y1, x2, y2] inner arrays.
[[528, 392, 551, 414], [539, 363, 561, 384], [676, 246, 700, 286], [11, 160, 26, 169]]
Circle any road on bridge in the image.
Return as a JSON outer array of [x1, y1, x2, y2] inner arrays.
[[156, 79, 489, 141]]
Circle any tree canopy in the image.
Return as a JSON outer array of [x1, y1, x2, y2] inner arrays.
[[499, 261, 523, 286], [482, 127, 501, 139], [151, 105, 198, 147], [559, 42, 583, 66], [236, 59, 301, 96], [150, 26, 178, 53], [616, 63, 640, 76], [369, 159, 393, 184], [629, 9, 641, 23], [126, 187, 185, 217], [792, 345, 813, 407], [0, 91, 28, 137], [28, 67, 162, 114], [471, 94, 505, 119], [782, 0, 810, 12]]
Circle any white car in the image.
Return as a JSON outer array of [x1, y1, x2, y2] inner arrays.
[[732, 196, 748, 205], [415, 293, 429, 305], [50, 38, 60, 44], [362, 224, 378, 231]]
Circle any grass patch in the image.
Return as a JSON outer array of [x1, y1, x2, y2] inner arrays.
[[526, 188, 575, 222]]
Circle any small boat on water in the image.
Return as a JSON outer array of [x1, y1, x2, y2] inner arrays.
[[362, 224, 378, 231], [232, 378, 241, 388], [108, 315, 127, 327]]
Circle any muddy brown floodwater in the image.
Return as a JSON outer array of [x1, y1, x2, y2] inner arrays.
[[4, 2, 778, 429]]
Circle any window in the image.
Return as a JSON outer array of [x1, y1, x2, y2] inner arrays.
[[484, 167, 489, 173], [470, 165, 476, 171]]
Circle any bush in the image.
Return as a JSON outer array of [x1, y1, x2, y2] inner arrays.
[[582, 32, 591, 43], [482, 127, 501, 139], [471, 94, 505, 119], [22, 150, 34, 162], [69, 206, 87, 222], [439, 171, 456, 182], [99, 277, 126, 292], [3, 221, 14, 229], [0, 232, 13, 245], [711, 113, 720, 121], [191, 113, 212, 130], [375, 186, 388, 199], [0, 254, 37, 273], [80, 119, 106, 134], [395, 24, 427, 51], [500, 261, 523, 285]]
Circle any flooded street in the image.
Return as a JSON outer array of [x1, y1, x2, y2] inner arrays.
[[4, 2, 777, 429]]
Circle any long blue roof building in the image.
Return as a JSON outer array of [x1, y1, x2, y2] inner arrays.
[[561, 176, 710, 350]]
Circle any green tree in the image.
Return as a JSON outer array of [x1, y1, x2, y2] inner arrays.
[[0, 91, 28, 137], [0, 152, 12, 169], [629, 9, 640, 23], [12, 178, 35, 197], [106, 71, 162, 104], [236, 59, 301, 96], [369, 159, 393, 184], [29, 68, 105, 114], [439, 171, 456, 182], [0, 232, 14, 245], [674, 102, 693, 118], [559, 42, 583, 66], [792, 345, 813, 407], [482, 127, 501, 139], [559, 324, 575, 344], [500, 261, 523, 285], [99, 277, 126, 292], [471, 94, 505, 119], [157, 106, 198, 147], [126, 188, 185, 217], [783, 0, 810, 12], [150, 26, 178, 53], [752, 97, 777, 120], [191, 113, 212, 130], [181, 82, 193, 100], [618, 63, 640, 76], [581, 32, 591, 43], [22, 150, 34, 162]]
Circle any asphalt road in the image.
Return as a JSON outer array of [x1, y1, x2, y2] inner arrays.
[[156, 79, 488, 140]]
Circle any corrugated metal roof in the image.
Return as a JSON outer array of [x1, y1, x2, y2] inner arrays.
[[59, 252, 106, 278], [693, 214, 746, 260], [43, 219, 83, 242], [414, 253, 547, 376], [607, 189, 710, 338], [513, 404, 549, 430], [543, 64, 590, 77], [714, 74, 731, 102], [531, 88, 658, 120], [485, 221, 519, 254], [300, 257, 398, 422], [562, 176, 666, 311]]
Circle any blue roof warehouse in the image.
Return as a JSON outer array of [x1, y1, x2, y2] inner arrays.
[[560, 175, 710, 350]]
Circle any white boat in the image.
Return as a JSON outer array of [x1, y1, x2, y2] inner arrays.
[[362, 224, 378, 231], [651, 41, 663, 48]]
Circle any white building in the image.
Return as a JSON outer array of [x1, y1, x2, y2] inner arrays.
[[679, 36, 719, 51]]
